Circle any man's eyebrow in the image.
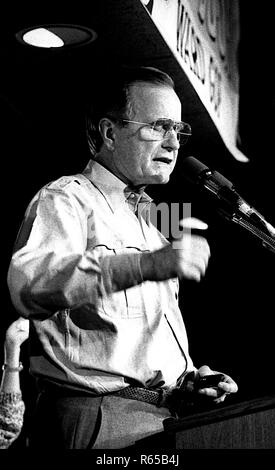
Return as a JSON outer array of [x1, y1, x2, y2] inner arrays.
[[151, 118, 173, 123]]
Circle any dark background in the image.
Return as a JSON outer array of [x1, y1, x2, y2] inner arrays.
[[0, 1, 274, 447]]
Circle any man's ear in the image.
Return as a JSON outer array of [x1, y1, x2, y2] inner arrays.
[[98, 118, 115, 150]]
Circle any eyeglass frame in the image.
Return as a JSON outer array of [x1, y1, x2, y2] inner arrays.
[[107, 117, 192, 145]]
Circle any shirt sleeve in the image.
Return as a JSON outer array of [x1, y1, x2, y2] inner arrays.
[[7, 182, 144, 319], [0, 392, 25, 449]]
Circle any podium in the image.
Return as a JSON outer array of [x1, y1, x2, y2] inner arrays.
[[135, 394, 275, 449]]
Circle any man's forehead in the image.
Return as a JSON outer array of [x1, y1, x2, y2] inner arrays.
[[129, 83, 181, 114], [129, 82, 176, 96]]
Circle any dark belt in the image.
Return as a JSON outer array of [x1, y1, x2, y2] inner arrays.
[[38, 380, 174, 409], [112, 386, 172, 408]]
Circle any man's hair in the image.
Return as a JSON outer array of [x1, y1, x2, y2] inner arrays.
[[86, 65, 175, 155]]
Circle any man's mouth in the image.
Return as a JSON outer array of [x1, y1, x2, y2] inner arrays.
[[153, 157, 173, 164]]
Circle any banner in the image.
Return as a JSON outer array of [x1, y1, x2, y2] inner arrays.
[[141, 0, 248, 162]]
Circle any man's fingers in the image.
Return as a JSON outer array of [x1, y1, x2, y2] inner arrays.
[[179, 217, 208, 230]]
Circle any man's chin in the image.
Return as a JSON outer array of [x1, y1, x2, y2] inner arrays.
[[149, 173, 171, 184], [135, 169, 172, 185]]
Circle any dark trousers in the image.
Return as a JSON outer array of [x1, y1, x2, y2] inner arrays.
[[29, 382, 171, 449], [29, 389, 102, 449]]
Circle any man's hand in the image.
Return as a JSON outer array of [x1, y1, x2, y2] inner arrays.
[[141, 217, 210, 282], [186, 365, 238, 404], [171, 217, 210, 281]]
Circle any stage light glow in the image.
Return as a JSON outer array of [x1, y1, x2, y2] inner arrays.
[[23, 28, 64, 48], [16, 24, 97, 49]]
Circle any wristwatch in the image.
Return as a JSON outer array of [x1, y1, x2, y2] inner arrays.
[[2, 362, 24, 372]]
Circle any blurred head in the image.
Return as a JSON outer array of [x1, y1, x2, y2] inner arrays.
[[86, 65, 191, 186]]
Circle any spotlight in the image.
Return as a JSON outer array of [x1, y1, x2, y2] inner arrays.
[[15, 24, 97, 49]]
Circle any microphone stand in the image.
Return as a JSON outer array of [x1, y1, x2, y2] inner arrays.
[[217, 208, 275, 255], [192, 179, 275, 254]]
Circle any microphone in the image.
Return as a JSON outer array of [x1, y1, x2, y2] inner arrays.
[[182, 156, 275, 236]]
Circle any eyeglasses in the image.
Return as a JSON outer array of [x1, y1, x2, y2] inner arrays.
[[115, 118, 192, 145]]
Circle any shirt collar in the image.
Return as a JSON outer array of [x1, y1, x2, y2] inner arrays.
[[82, 159, 152, 212]]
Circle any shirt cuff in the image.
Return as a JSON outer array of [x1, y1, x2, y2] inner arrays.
[[100, 251, 144, 293]]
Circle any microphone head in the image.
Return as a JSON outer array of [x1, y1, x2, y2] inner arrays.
[[182, 156, 234, 190], [181, 156, 209, 185]]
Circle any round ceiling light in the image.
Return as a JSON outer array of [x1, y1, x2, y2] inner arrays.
[[15, 24, 97, 49]]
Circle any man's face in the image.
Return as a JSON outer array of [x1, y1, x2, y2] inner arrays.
[[110, 83, 182, 186]]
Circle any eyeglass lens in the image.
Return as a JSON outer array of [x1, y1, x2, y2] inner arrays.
[[148, 120, 191, 145]]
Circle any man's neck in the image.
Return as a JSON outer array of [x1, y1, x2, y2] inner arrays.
[[93, 155, 147, 193]]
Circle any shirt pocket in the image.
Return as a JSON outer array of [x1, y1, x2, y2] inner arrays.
[[100, 283, 130, 319]]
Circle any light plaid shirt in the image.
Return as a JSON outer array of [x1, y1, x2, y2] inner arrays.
[[7, 160, 195, 393]]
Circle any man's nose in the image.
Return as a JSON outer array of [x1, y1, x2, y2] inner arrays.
[[161, 131, 180, 150]]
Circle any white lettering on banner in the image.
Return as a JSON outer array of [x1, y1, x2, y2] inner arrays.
[[176, 1, 224, 118], [198, 0, 226, 60], [142, 0, 248, 162], [177, 4, 206, 85], [197, 0, 229, 74]]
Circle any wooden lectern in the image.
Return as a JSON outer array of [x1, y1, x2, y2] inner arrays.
[[135, 394, 275, 449]]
